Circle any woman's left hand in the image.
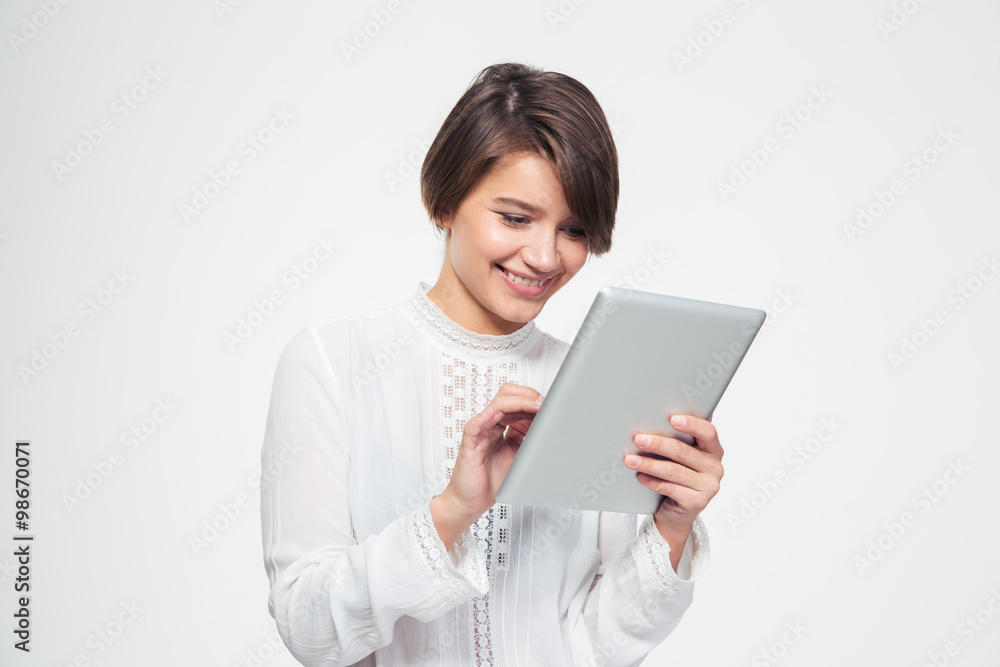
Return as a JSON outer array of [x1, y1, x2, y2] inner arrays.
[[623, 414, 724, 551]]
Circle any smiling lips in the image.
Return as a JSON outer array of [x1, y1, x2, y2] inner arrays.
[[497, 264, 553, 288]]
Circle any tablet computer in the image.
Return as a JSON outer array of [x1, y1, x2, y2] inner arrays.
[[495, 287, 765, 514]]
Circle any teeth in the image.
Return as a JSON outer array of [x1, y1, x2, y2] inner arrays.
[[502, 268, 548, 287]]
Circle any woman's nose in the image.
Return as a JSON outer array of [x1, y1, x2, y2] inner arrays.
[[521, 228, 559, 273]]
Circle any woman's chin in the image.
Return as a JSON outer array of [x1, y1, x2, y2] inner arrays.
[[490, 302, 544, 329]]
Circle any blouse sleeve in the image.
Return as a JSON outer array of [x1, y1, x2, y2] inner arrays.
[[568, 511, 710, 665], [260, 325, 488, 667]]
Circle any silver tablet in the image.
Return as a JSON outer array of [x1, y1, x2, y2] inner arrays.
[[496, 287, 765, 514]]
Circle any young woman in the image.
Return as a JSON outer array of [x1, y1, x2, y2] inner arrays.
[[261, 62, 725, 666]]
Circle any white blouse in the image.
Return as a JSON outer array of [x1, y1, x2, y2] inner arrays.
[[260, 283, 709, 666]]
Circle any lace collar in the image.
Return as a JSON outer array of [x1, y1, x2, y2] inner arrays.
[[407, 282, 539, 357]]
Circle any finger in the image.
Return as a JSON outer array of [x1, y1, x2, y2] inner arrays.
[[497, 410, 539, 429], [624, 454, 704, 490], [669, 414, 723, 457], [504, 419, 531, 438], [464, 407, 500, 439], [470, 398, 537, 439], [633, 432, 717, 472], [494, 382, 543, 404], [503, 419, 532, 446], [497, 382, 541, 400], [489, 393, 542, 419], [638, 475, 705, 508]]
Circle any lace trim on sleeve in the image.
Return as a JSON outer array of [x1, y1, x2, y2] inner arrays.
[[636, 515, 710, 595], [407, 503, 488, 606]]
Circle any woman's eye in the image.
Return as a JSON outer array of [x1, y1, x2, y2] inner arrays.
[[499, 213, 529, 225], [564, 227, 586, 239]]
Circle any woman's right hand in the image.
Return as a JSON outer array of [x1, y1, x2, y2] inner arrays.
[[429, 383, 542, 550]]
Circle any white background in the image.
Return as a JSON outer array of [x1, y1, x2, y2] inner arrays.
[[1, 1, 998, 665]]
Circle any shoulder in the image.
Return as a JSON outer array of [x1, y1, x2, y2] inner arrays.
[[276, 296, 417, 375], [529, 328, 571, 363], [536, 329, 570, 351]]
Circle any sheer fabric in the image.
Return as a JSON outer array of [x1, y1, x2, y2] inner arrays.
[[261, 283, 709, 666]]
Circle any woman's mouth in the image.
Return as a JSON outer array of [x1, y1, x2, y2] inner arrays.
[[496, 264, 554, 296]]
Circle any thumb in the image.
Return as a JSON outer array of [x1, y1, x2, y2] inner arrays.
[[463, 407, 498, 447]]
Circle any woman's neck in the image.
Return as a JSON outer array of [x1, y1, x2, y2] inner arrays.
[[426, 274, 524, 336]]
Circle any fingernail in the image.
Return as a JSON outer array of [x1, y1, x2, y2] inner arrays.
[[625, 455, 641, 467], [635, 434, 650, 448], [535, 395, 544, 405], [670, 415, 686, 428]]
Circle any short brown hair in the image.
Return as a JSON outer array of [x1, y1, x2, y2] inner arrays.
[[420, 62, 619, 255]]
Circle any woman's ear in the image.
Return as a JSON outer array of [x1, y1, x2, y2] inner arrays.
[[437, 212, 454, 231]]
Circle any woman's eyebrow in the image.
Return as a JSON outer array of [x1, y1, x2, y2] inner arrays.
[[491, 197, 542, 214]]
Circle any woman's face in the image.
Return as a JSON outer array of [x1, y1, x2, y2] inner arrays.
[[429, 151, 590, 335]]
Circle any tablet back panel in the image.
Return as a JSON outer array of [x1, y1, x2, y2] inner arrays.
[[496, 287, 765, 514]]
